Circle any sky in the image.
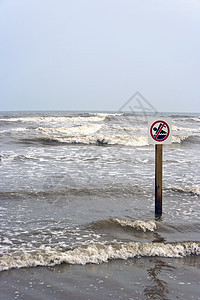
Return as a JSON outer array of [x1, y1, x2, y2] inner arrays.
[[0, 0, 199, 112]]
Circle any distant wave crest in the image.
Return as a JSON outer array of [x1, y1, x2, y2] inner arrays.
[[172, 135, 200, 144], [0, 115, 107, 123], [171, 186, 200, 196]]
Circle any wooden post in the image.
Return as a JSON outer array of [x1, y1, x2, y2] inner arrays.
[[155, 144, 163, 217]]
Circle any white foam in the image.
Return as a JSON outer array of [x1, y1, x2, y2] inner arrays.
[[1, 237, 13, 245], [36, 124, 102, 136], [172, 135, 188, 144], [36, 132, 197, 147], [0, 115, 106, 123], [172, 186, 200, 196], [47, 135, 148, 147], [113, 219, 157, 232], [89, 113, 122, 117], [1, 241, 199, 271], [109, 125, 142, 133], [191, 117, 200, 122], [172, 125, 200, 133], [0, 128, 27, 134]]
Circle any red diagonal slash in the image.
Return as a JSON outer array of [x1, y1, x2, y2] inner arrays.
[[155, 122, 165, 139]]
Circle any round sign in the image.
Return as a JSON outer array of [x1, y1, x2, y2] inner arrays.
[[150, 120, 170, 142]]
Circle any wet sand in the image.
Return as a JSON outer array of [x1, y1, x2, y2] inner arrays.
[[1, 256, 200, 300]]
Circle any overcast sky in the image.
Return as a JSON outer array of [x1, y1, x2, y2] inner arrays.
[[0, 0, 199, 112]]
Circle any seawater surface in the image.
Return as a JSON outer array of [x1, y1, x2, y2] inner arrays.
[[0, 111, 200, 299]]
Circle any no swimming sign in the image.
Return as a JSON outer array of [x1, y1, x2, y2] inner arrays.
[[148, 118, 172, 144]]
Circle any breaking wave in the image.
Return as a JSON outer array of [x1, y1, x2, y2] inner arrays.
[[36, 124, 102, 135], [28, 134, 199, 147], [0, 115, 107, 124], [1, 116, 199, 147], [89, 219, 157, 233], [113, 219, 157, 232], [172, 135, 200, 144], [23, 135, 148, 147], [172, 125, 200, 133], [171, 187, 200, 196], [1, 241, 199, 271]]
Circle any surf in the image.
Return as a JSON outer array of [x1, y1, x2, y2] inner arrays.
[[1, 241, 199, 271]]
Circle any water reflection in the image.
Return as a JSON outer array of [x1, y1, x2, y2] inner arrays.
[[143, 258, 171, 299]]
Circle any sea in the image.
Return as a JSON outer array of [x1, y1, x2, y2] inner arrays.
[[0, 111, 200, 300]]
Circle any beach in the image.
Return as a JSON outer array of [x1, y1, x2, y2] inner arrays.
[[0, 111, 200, 299]]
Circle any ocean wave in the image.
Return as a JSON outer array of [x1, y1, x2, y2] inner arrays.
[[38, 134, 199, 147], [170, 187, 200, 196], [36, 124, 145, 137], [190, 117, 200, 122], [113, 219, 157, 232], [0, 115, 107, 124], [13, 133, 200, 147], [89, 113, 123, 117], [172, 135, 200, 144], [0, 128, 27, 134], [89, 219, 157, 233], [108, 125, 144, 133], [1, 241, 199, 271], [0, 152, 42, 163], [0, 185, 144, 198], [28, 135, 149, 147], [172, 125, 200, 133], [36, 124, 102, 135]]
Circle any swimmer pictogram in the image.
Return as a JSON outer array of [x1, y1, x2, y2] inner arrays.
[[150, 120, 170, 142]]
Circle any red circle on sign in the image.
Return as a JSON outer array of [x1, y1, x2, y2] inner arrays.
[[150, 120, 170, 142]]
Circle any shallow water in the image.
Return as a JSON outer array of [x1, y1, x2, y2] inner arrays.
[[1, 256, 200, 300], [0, 111, 199, 298]]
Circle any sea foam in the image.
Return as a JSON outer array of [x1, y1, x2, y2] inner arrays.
[[1, 241, 199, 271], [113, 219, 157, 232]]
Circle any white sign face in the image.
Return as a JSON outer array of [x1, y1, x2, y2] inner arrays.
[[148, 118, 172, 144]]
